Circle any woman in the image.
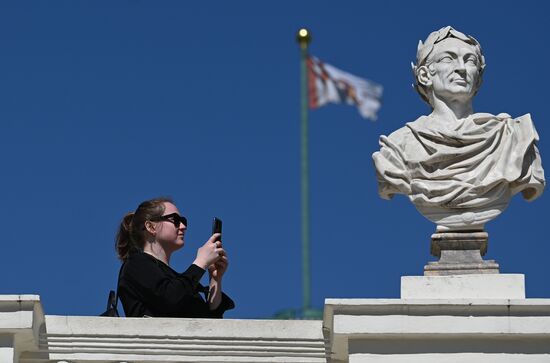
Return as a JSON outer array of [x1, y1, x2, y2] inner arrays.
[[115, 197, 234, 318]]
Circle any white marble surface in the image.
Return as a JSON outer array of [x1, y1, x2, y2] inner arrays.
[[372, 26, 545, 231], [0, 295, 326, 363], [324, 297, 550, 363], [401, 274, 525, 299], [350, 353, 550, 363]]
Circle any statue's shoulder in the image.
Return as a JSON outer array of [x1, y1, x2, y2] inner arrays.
[[377, 116, 430, 159], [475, 112, 539, 140], [475, 112, 535, 126], [509, 113, 539, 140], [514, 113, 533, 124], [474, 112, 533, 122], [385, 115, 427, 143]]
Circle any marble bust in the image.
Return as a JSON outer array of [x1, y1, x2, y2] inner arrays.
[[372, 26, 545, 231]]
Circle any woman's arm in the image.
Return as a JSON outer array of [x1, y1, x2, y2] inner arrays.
[[208, 255, 228, 310]]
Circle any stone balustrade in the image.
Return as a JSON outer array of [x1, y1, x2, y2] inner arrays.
[[3, 289, 550, 363]]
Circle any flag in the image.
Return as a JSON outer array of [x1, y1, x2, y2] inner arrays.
[[307, 56, 383, 120]]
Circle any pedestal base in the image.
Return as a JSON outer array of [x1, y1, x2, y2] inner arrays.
[[424, 231, 499, 276], [401, 274, 525, 299]]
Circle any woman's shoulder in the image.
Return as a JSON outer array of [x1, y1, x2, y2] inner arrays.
[[123, 251, 163, 272], [126, 251, 153, 263], [121, 252, 174, 283], [126, 251, 178, 274]]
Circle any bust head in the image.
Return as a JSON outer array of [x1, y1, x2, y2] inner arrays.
[[412, 26, 486, 107]]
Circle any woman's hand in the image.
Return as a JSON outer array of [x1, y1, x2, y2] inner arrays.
[[208, 254, 228, 281], [193, 234, 224, 270]]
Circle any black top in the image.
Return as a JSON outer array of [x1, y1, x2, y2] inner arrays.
[[118, 252, 235, 318]]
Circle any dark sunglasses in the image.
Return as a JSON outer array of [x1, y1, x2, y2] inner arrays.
[[151, 213, 188, 228]]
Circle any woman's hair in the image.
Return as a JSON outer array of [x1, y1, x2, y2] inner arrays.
[[115, 197, 174, 261]]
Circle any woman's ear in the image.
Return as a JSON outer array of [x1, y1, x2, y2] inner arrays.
[[417, 65, 432, 87], [145, 221, 156, 235]]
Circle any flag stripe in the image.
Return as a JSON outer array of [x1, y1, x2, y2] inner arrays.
[[307, 56, 318, 109]]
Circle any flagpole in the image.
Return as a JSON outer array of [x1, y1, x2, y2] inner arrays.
[[296, 28, 312, 316]]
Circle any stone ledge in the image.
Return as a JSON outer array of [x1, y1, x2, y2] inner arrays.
[[26, 316, 326, 363], [349, 353, 550, 362], [324, 298, 550, 315], [44, 315, 323, 340], [333, 314, 550, 335]]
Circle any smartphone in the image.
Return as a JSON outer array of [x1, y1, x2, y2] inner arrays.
[[212, 217, 222, 242]]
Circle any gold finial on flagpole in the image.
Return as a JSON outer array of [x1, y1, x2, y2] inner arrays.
[[296, 28, 312, 49]]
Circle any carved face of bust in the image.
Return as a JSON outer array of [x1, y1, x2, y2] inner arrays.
[[422, 38, 481, 104]]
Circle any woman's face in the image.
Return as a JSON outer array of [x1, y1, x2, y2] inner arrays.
[[154, 202, 187, 252]]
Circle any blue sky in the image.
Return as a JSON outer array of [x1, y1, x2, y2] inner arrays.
[[1, 1, 548, 319]]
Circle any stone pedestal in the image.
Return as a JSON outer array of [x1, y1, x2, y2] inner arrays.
[[401, 274, 525, 299], [424, 231, 499, 275]]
